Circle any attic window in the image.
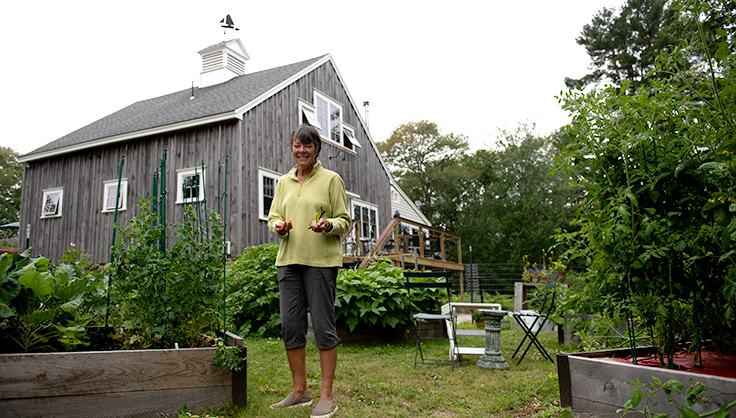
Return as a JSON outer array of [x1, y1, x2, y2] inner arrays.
[[314, 91, 343, 144], [41, 188, 63, 218], [176, 167, 206, 204]]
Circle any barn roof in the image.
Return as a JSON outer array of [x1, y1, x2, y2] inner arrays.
[[20, 55, 327, 162]]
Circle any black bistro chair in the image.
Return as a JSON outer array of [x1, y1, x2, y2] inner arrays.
[[404, 270, 460, 369], [508, 273, 558, 364]]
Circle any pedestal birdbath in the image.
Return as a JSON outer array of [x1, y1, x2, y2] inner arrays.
[[476, 310, 510, 370]]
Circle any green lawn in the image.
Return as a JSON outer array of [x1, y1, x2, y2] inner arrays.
[[206, 327, 574, 418]]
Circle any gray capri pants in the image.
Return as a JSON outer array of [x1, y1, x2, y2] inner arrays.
[[277, 265, 341, 350]]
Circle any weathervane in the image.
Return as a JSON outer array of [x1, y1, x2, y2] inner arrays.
[[220, 15, 239, 34]]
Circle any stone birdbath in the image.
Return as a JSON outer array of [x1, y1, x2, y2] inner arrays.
[[476, 310, 510, 370]]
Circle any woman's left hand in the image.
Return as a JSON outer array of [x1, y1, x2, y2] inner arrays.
[[310, 218, 332, 233]]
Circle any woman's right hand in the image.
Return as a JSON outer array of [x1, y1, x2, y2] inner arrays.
[[275, 220, 293, 235]]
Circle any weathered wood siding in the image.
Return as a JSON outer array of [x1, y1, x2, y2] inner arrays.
[[19, 123, 238, 263], [19, 59, 390, 263]]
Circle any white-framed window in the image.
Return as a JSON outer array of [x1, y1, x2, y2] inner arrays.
[[342, 125, 361, 150], [299, 100, 322, 130], [102, 179, 128, 213], [258, 168, 282, 220], [176, 167, 206, 204], [41, 188, 63, 218], [352, 199, 379, 244], [314, 91, 343, 144]]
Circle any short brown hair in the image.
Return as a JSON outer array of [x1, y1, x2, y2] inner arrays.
[[291, 124, 322, 157]]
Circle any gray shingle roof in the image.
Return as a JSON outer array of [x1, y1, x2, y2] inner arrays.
[[25, 55, 326, 158]]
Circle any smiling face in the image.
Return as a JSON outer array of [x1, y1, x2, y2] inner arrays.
[[290, 124, 321, 174], [292, 137, 317, 171]]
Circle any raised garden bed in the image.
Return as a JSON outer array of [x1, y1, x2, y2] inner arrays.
[[0, 331, 246, 418], [557, 346, 736, 418]]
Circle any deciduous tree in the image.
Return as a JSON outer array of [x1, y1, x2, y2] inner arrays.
[[0, 147, 22, 239], [378, 120, 470, 228]]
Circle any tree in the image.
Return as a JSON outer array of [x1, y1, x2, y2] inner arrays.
[[566, 0, 734, 91], [566, 0, 678, 90], [456, 125, 581, 264], [0, 147, 22, 240], [378, 120, 471, 228]]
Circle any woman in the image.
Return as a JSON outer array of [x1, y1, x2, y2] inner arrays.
[[267, 124, 350, 418]]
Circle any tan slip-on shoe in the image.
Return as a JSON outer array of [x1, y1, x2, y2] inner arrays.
[[310, 397, 339, 418], [269, 390, 313, 409]]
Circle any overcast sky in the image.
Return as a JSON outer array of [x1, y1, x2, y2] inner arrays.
[[0, 0, 625, 156]]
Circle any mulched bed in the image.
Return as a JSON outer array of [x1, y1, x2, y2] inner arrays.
[[602, 349, 736, 379]]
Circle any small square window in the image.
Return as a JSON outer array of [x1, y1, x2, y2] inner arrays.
[[176, 167, 206, 204], [102, 179, 128, 212], [259, 168, 282, 220], [41, 188, 63, 218]]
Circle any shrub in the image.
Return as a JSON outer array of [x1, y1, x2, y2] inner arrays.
[[225, 251, 447, 337], [225, 243, 281, 338], [336, 260, 445, 332]]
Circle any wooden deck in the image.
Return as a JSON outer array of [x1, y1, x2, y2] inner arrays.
[[341, 216, 466, 292]]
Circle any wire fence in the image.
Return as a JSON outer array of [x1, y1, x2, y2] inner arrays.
[[462, 263, 526, 296], [451, 263, 586, 299]]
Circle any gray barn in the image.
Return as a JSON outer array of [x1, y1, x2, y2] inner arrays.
[[18, 39, 402, 263]]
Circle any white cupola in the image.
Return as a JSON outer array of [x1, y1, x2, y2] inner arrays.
[[198, 38, 249, 88]]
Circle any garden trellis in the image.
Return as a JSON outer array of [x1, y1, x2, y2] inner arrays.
[[106, 148, 231, 348]]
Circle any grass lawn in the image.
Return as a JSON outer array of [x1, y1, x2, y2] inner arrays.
[[207, 325, 574, 418]]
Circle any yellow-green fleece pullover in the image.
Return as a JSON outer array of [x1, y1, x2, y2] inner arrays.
[[267, 161, 350, 267]]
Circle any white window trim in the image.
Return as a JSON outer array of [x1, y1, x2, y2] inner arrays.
[[176, 167, 206, 204], [351, 199, 379, 241], [313, 90, 343, 145], [102, 179, 128, 213], [258, 168, 282, 221], [298, 99, 322, 130], [41, 187, 63, 218], [343, 125, 362, 149]]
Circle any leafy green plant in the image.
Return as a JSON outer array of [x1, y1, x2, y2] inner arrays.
[[335, 260, 444, 332], [336, 260, 409, 331], [618, 377, 736, 418], [225, 243, 281, 338], [555, 0, 735, 359], [0, 250, 106, 352], [211, 338, 246, 372], [109, 199, 224, 348]]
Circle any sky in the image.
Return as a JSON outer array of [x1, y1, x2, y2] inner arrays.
[[0, 0, 626, 156]]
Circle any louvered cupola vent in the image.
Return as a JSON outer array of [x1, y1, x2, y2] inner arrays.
[[227, 55, 245, 75], [198, 38, 249, 88], [202, 51, 224, 72]]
